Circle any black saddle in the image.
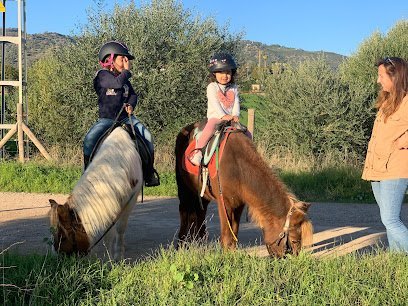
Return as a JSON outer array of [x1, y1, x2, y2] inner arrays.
[[90, 123, 152, 179]]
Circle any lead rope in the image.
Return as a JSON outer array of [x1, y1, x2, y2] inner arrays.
[[215, 145, 238, 242], [88, 188, 139, 252]]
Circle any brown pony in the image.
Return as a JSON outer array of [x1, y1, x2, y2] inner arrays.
[[175, 122, 313, 257]]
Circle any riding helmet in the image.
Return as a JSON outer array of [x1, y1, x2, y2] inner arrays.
[[209, 52, 237, 73], [98, 41, 135, 62]]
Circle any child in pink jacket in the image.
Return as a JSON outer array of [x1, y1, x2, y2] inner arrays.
[[189, 52, 240, 166]]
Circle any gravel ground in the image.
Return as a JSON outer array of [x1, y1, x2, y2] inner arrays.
[[2, 192, 406, 260]]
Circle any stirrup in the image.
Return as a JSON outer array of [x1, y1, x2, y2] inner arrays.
[[145, 169, 160, 187]]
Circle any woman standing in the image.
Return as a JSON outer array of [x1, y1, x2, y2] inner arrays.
[[362, 57, 408, 252]]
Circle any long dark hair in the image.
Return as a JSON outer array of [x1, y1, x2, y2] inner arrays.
[[375, 57, 408, 119]]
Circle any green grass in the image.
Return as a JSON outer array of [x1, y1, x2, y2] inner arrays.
[[0, 161, 80, 194], [2, 246, 408, 305], [0, 161, 375, 202], [279, 165, 375, 203], [240, 93, 269, 129]]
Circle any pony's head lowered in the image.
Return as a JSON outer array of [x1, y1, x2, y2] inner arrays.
[[49, 198, 90, 255], [264, 197, 313, 258]]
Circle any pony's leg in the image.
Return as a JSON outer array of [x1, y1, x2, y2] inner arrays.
[[194, 198, 210, 241], [111, 200, 135, 261], [217, 202, 244, 250], [178, 193, 210, 245], [102, 227, 116, 259]]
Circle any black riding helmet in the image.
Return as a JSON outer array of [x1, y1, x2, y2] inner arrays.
[[98, 41, 135, 63], [209, 52, 237, 73]]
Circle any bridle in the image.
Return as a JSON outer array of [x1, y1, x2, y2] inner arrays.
[[54, 209, 88, 255], [271, 205, 295, 255], [268, 196, 302, 256]]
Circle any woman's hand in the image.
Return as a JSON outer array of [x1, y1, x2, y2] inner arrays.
[[232, 116, 239, 122]]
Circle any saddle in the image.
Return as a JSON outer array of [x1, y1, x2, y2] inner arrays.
[[183, 120, 246, 178], [90, 123, 152, 179]]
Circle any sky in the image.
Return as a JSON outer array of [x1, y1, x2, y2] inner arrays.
[[2, 0, 407, 56]]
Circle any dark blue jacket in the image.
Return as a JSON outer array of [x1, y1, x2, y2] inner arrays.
[[93, 69, 138, 121]]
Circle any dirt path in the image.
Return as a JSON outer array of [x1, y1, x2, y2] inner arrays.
[[2, 192, 407, 260]]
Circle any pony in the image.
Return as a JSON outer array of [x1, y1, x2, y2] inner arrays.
[[175, 122, 313, 258], [49, 126, 143, 260]]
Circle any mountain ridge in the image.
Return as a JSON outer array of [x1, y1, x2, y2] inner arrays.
[[0, 29, 346, 70]]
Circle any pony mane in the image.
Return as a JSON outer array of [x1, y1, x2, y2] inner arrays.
[[232, 134, 312, 246], [68, 127, 142, 241], [231, 134, 292, 227]]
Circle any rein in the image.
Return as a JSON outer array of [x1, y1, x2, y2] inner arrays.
[[215, 125, 245, 243], [216, 144, 238, 242], [87, 188, 140, 252]]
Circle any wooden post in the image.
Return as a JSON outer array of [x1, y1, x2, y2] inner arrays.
[[17, 102, 24, 161], [22, 122, 52, 161], [247, 108, 255, 140], [0, 0, 51, 162], [0, 124, 16, 149]]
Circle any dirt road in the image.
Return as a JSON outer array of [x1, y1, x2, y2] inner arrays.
[[2, 192, 407, 260]]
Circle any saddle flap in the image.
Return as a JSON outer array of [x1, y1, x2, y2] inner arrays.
[[203, 130, 222, 165], [182, 127, 234, 178]]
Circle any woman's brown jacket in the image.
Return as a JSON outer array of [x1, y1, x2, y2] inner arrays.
[[362, 95, 408, 181]]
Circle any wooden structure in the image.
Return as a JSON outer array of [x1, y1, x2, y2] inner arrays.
[[0, 0, 51, 162], [247, 108, 254, 140]]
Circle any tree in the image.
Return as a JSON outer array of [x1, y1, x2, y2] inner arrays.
[[339, 20, 408, 147], [27, 0, 241, 148], [262, 57, 366, 159], [260, 20, 408, 162]]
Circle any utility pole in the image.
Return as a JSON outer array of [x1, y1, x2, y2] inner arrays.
[[258, 48, 261, 68]]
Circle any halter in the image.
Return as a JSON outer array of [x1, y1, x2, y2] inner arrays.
[[272, 205, 295, 254], [268, 196, 301, 256]]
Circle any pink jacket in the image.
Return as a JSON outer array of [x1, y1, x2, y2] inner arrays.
[[362, 94, 408, 180]]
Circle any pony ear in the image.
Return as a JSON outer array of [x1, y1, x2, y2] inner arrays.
[[49, 199, 59, 207], [301, 202, 311, 212], [295, 201, 311, 213], [56, 204, 71, 223]]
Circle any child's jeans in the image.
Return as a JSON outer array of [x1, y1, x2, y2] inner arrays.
[[83, 115, 154, 157]]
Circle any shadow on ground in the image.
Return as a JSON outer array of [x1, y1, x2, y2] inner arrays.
[[2, 197, 407, 260]]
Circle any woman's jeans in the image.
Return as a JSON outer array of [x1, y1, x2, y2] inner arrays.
[[83, 116, 154, 157], [372, 179, 408, 252]]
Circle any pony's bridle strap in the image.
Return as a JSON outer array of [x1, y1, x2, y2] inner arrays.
[[274, 205, 295, 253]]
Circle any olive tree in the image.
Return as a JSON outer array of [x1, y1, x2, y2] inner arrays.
[[262, 57, 366, 159], [28, 0, 240, 148], [260, 20, 408, 162], [339, 20, 408, 144]]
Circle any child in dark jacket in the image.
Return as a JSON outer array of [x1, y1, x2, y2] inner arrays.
[[83, 41, 159, 187]]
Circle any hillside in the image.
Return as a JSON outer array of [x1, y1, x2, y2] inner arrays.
[[0, 28, 74, 68], [0, 30, 346, 71], [238, 40, 346, 69]]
